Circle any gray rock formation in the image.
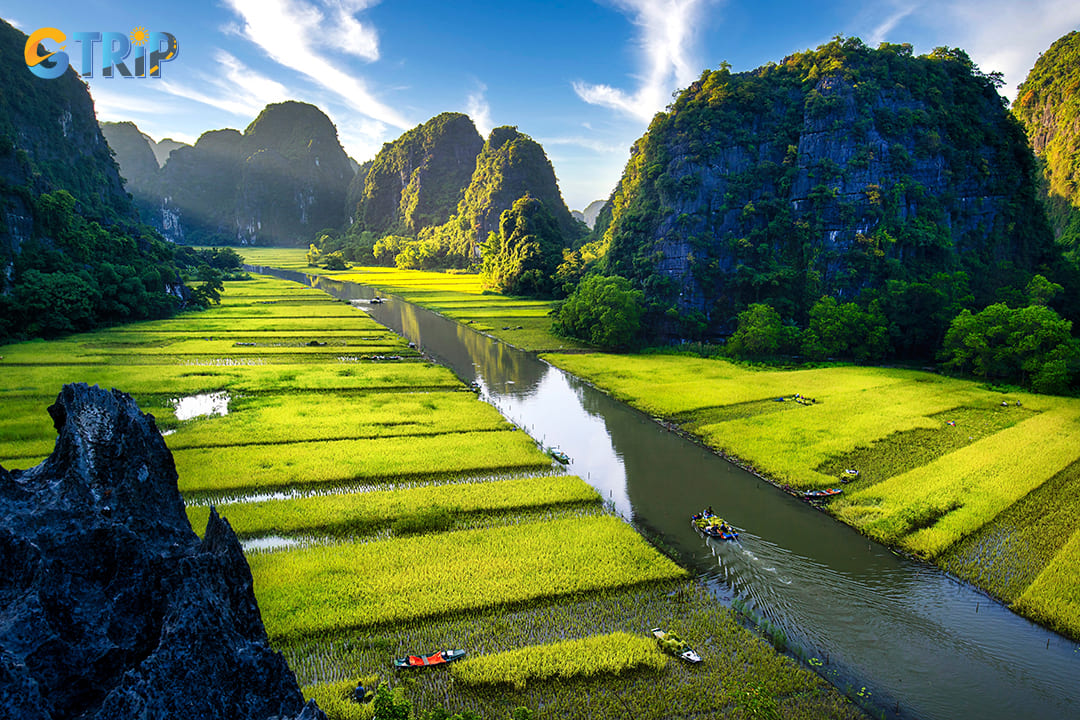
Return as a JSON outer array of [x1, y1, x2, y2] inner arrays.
[[0, 383, 325, 720]]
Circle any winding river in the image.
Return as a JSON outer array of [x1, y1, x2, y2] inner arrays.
[[251, 266, 1079, 720]]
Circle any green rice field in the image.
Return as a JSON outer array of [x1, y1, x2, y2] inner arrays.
[[238, 247, 580, 352], [546, 351, 1080, 640], [0, 273, 862, 719]]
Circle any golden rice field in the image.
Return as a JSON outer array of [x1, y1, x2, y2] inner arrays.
[[185, 475, 602, 539], [546, 351, 1080, 640], [238, 247, 579, 352], [0, 272, 862, 719], [449, 632, 668, 690]]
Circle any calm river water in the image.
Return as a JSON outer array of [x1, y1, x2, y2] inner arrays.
[[252, 266, 1080, 720]]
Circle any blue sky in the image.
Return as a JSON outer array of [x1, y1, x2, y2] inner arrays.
[[5, 1, 1080, 210]]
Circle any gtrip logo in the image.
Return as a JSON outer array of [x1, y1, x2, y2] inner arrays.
[[25, 26, 178, 80]]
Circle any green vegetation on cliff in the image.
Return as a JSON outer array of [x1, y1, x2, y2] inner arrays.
[[479, 195, 567, 295], [1013, 31, 1080, 264], [587, 36, 1061, 357], [0, 20, 191, 343], [355, 112, 482, 237], [127, 102, 353, 246], [423, 126, 583, 266]]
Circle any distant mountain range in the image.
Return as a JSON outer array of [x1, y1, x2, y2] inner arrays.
[[106, 102, 354, 246]]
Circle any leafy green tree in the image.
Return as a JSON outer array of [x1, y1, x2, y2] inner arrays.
[[13, 269, 100, 337], [802, 296, 888, 362], [480, 195, 566, 296], [724, 303, 798, 358], [189, 266, 225, 307], [372, 681, 411, 720], [322, 251, 350, 270], [1026, 273, 1064, 306], [940, 303, 1079, 393], [553, 274, 644, 350]]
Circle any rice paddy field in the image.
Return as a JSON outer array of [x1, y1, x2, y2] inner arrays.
[[545, 351, 1080, 641], [0, 273, 862, 719], [238, 247, 581, 352]]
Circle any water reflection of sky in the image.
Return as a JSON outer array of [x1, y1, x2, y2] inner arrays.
[[480, 364, 633, 518], [172, 391, 230, 421]]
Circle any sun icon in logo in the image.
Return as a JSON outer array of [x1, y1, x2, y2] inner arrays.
[[130, 27, 149, 46]]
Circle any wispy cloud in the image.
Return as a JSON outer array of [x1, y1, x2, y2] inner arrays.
[[222, 0, 411, 129], [465, 83, 493, 137], [539, 136, 624, 154], [573, 0, 716, 121], [866, 2, 921, 46], [936, 1, 1080, 99], [154, 50, 290, 117], [4, 17, 22, 29]]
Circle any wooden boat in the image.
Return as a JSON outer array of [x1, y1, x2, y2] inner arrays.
[[394, 649, 466, 668], [691, 512, 738, 540], [548, 448, 570, 464], [804, 487, 843, 501], [652, 628, 702, 663]]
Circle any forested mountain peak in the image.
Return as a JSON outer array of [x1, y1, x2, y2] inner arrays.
[[591, 36, 1056, 349], [355, 111, 483, 236], [118, 103, 354, 246]]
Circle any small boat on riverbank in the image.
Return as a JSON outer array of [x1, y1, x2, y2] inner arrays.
[[803, 487, 843, 501], [548, 447, 570, 464], [652, 628, 702, 663], [394, 649, 466, 668]]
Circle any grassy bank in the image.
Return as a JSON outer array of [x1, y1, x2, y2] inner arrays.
[[0, 274, 863, 719], [544, 351, 1080, 640]]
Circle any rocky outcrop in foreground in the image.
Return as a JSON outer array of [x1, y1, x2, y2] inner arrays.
[[0, 383, 325, 720]]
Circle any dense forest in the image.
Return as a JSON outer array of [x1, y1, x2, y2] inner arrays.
[[552, 36, 1080, 392]]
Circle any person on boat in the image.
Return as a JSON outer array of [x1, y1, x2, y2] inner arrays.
[[706, 505, 714, 516]]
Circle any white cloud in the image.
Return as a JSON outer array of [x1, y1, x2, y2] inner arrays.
[[866, 2, 920, 46], [539, 136, 624, 154], [937, 1, 1080, 99], [152, 50, 290, 117], [223, 0, 411, 129], [465, 84, 493, 137], [335, 115, 393, 163], [4, 17, 22, 29], [573, 0, 717, 121]]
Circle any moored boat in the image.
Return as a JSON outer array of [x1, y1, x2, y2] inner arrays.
[[651, 627, 702, 663], [548, 448, 570, 464], [394, 649, 466, 668], [803, 487, 843, 501]]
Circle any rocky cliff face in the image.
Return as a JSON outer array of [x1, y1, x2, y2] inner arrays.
[[425, 126, 585, 260], [157, 129, 244, 244], [597, 38, 1054, 331], [0, 384, 325, 720], [99, 121, 161, 215], [1013, 31, 1080, 261], [0, 20, 134, 267], [122, 102, 353, 245], [236, 102, 354, 245], [356, 112, 483, 236]]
